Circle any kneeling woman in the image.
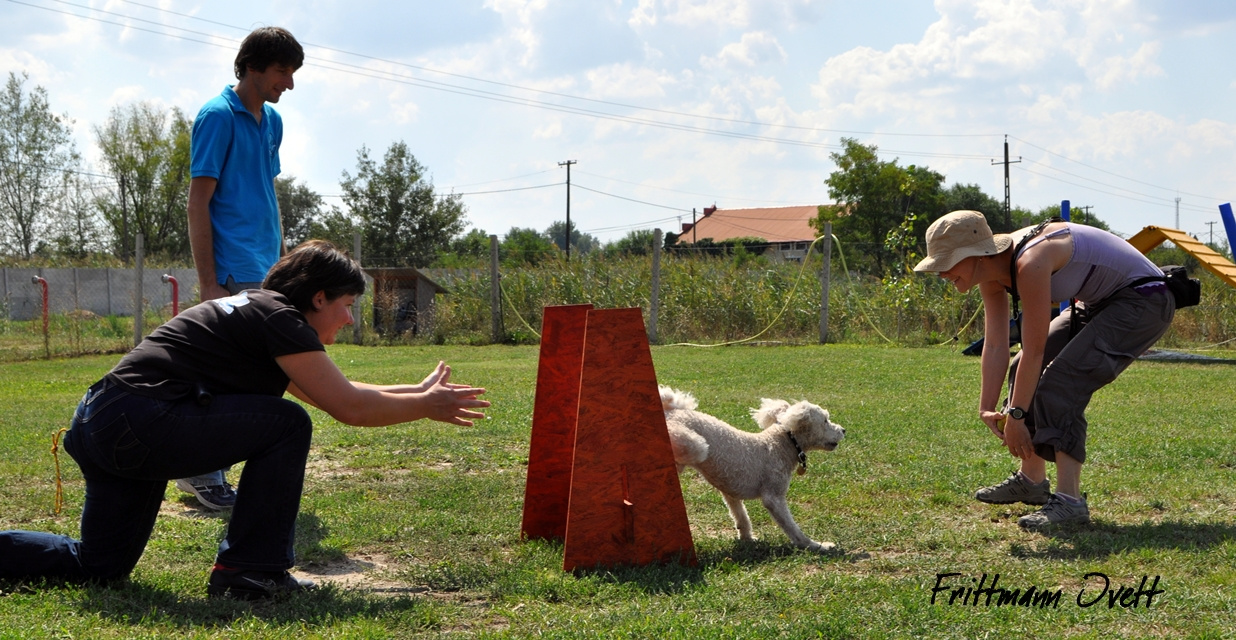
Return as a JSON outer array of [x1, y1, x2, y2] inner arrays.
[[0, 240, 489, 598], [914, 211, 1174, 530]]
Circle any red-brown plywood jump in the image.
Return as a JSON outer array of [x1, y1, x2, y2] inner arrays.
[[520, 304, 593, 541], [561, 307, 696, 571]]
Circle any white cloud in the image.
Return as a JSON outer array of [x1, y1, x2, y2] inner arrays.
[[630, 0, 752, 29], [1086, 41, 1164, 89], [584, 64, 674, 100], [702, 32, 787, 69]]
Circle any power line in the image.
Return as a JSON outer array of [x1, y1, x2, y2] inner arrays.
[[573, 169, 825, 206], [572, 183, 692, 213], [113, 0, 999, 141], [11, 0, 1001, 160], [10, 0, 1229, 225]]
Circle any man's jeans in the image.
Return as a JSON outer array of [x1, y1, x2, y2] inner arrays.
[[0, 377, 312, 581]]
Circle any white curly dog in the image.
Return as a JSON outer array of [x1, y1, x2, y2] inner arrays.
[[659, 386, 845, 553]]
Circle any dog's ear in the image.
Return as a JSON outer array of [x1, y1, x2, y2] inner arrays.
[[751, 398, 790, 430]]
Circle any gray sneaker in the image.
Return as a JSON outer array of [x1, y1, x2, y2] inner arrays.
[[974, 472, 1051, 505], [1018, 494, 1090, 530]]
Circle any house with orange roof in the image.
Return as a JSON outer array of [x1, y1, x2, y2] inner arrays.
[[675, 205, 825, 261]]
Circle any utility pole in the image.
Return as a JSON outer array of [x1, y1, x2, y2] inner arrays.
[[1076, 205, 1093, 225], [1175, 197, 1181, 230], [992, 135, 1021, 231], [559, 160, 577, 261], [1206, 220, 1217, 245]]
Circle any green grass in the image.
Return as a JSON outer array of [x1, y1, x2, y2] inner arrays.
[[1, 345, 1234, 638]]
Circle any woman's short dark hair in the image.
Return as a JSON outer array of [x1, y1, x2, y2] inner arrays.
[[263, 240, 366, 313], [234, 27, 304, 80]]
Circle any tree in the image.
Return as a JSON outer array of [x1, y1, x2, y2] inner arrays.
[[1009, 204, 1112, 232], [544, 220, 597, 255], [500, 226, 556, 265], [444, 228, 491, 263], [941, 183, 1005, 230], [94, 102, 192, 260], [276, 175, 324, 247], [815, 138, 943, 275], [340, 141, 467, 267], [305, 207, 358, 254], [47, 171, 107, 259], [605, 229, 659, 256], [0, 71, 80, 259]]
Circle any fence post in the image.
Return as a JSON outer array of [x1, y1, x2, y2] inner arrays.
[[133, 233, 144, 347], [819, 222, 832, 344], [490, 234, 503, 343], [353, 231, 363, 344], [649, 228, 662, 344]]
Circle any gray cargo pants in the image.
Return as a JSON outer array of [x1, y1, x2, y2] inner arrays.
[[1008, 284, 1175, 464]]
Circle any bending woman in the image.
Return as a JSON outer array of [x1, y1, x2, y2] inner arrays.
[[914, 211, 1174, 530], [0, 240, 489, 598]]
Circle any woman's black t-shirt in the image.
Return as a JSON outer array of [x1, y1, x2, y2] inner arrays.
[[107, 289, 325, 401]]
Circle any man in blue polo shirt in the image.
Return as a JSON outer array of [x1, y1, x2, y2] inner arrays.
[[183, 26, 304, 510]]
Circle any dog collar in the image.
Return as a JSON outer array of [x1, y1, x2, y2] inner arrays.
[[786, 431, 808, 476]]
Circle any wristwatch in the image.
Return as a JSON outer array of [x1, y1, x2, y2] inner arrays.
[[1007, 406, 1027, 420]]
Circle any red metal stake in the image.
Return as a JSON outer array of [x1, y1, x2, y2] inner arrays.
[[31, 276, 48, 358], [161, 274, 179, 316]]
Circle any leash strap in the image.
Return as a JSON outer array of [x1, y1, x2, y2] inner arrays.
[[51, 428, 68, 515]]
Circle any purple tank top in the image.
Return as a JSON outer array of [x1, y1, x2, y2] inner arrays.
[[1015, 223, 1162, 304]]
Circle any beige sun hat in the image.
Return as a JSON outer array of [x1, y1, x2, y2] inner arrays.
[[912, 210, 1012, 273]]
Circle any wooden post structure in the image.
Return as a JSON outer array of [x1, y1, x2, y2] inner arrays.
[[521, 304, 593, 541], [521, 305, 696, 571]]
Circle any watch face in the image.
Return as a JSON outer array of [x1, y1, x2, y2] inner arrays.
[[1010, 407, 1026, 420]]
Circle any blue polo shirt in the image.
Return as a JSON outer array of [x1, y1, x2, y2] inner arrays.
[[190, 85, 283, 285]]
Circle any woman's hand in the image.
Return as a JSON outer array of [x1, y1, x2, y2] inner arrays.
[[979, 409, 1007, 439], [418, 363, 489, 426], [1002, 418, 1035, 460]]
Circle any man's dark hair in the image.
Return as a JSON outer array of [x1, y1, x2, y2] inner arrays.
[[263, 240, 366, 313], [234, 26, 304, 80]]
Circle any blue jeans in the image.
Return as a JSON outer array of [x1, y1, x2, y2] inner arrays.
[[0, 377, 312, 582], [180, 276, 265, 488]]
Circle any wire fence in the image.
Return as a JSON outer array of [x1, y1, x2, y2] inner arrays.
[[3, 241, 1235, 363]]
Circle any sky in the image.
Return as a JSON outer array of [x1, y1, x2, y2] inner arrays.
[[4, 0, 1236, 246]]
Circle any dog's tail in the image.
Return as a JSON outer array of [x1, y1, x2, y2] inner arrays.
[[658, 385, 698, 413], [666, 423, 709, 466], [751, 398, 791, 430]]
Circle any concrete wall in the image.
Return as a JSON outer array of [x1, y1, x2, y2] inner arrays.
[[2, 267, 200, 321]]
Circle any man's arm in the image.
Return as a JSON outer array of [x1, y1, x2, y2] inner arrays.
[[188, 176, 229, 301]]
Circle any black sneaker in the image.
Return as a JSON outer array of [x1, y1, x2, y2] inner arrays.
[[176, 479, 237, 511], [207, 564, 316, 600]]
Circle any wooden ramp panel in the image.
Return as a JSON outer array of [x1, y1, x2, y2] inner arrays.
[[1127, 226, 1236, 289], [521, 304, 593, 541], [561, 307, 696, 571]]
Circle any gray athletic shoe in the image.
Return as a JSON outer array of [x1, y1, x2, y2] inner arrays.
[[974, 472, 1051, 505], [1018, 494, 1090, 530]]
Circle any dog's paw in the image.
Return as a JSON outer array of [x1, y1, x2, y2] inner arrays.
[[806, 541, 838, 554]]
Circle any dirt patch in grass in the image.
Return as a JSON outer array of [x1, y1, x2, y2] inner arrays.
[[294, 552, 426, 595]]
